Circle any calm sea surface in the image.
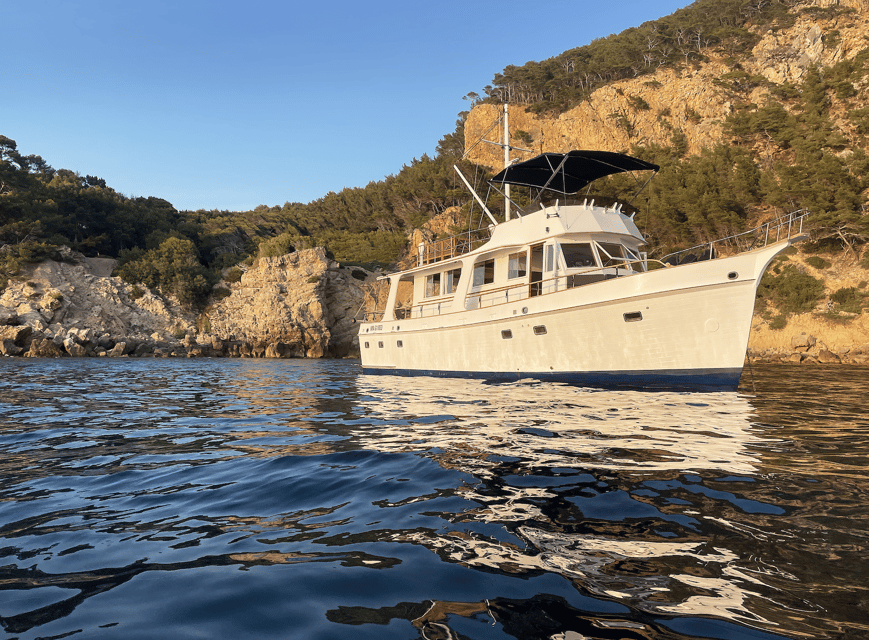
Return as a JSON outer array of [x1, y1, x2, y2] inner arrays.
[[0, 359, 866, 639]]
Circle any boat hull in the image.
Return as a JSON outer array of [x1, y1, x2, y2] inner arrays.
[[359, 242, 791, 391]]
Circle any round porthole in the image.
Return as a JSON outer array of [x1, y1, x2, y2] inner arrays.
[[728, 272, 738, 280], [521, 307, 529, 314]]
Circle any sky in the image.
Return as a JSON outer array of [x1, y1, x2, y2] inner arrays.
[[4, 0, 693, 212]]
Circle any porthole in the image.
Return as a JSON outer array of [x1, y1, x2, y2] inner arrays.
[[501, 330, 513, 339], [397, 340, 403, 348], [533, 325, 547, 335], [728, 271, 738, 280], [521, 307, 529, 314], [378, 341, 384, 348], [624, 311, 643, 322]]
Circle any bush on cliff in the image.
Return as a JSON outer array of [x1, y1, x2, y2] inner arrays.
[[115, 236, 215, 308], [757, 264, 825, 317]]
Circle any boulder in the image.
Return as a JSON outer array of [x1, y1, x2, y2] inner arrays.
[[0, 325, 33, 346], [0, 307, 17, 326], [817, 349, 841, 364], [133, 342, 153, 357], [63, 337, 88, 357], [25, 338, 65, 357], [107, 342, 126, 357], [791, 333, 816, 352], [0, 340, 24, 356]]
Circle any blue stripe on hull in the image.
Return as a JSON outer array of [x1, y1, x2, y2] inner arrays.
[[360, 366, 744, 391]]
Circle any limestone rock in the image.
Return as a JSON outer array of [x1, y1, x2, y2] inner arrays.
[[818, 349, 841, 364], [0, 340, 24, 356], [791, 333, 817, 352], [63, 336, 88, 357], [0, 325, 32, 346], [107, 342, 127, 357], [0, 307, 17, 326], [207, 247, 372, 358], [25, 338, 65, 358]]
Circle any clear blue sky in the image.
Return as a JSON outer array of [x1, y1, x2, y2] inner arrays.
[[4, 0, 692, 212]]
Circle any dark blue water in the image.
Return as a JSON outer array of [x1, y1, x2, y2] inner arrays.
[[0, 359, 866, 639]]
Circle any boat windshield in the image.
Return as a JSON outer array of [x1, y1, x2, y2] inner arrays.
[[560, 243, 597, 268]]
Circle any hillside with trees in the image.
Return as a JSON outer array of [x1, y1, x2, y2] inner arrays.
[[4, 0, 869, 345]]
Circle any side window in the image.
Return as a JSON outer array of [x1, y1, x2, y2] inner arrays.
[[560, 243, 597, 268], [425, 273, 441, 297], [545, 245, 554, 272], [508, 252, 527, 279], [473, 259, 495, 287], [444, 268, 461, 294], [598, 243, 625, 263]]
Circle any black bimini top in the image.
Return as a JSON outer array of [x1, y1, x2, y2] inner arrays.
[[489, 150, 659, 195]]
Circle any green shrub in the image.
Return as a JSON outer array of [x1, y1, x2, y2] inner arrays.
[[627, 95, 651, 111], [769, 313, 788, 330], [805, 256, 832, 269], [130, 285, 145, 300], [830, 287, 866, 313], [224, 267, 243, 283], [258, 233, 296, 258], [212, 286, 231, 300], [115, 237, 215, 308], [306, 275, 321, 284], [758, 264, 825, 315]]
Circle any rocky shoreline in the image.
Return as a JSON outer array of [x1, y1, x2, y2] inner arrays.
[[749, 331, 869, 365], [0, 247, 372, 360], [2, 245, 868, 365]]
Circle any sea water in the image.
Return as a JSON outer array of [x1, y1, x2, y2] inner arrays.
[[0, 359, 866, 639]]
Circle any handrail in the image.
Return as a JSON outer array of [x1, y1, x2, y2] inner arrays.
[[414, 228, 493, 267], [660, 209, 808, 265]]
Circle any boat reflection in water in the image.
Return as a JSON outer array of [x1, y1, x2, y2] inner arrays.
[[339, 375, 801, 638]]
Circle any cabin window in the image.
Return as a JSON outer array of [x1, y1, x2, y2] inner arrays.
[[598, 243, 625, 264], [473, 259, 495, 286], [424, 273, 441, 298], [508, 252, 527, 279], [624, 312, 643, 322], [545, 245, 554, 272], [364, 342, 370, 348], [501, 329, 513, 339], [533, 325, 547, 335], [378, 341, 384, 348], [561, 243, 597, 268], [397, 340, 403, 348], [444, 268, 461, 294]]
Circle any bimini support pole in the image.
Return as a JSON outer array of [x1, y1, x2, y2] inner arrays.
[[454, 164, 499, 227]]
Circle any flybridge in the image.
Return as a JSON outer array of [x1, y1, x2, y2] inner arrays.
[[454, 149, 659, 229]]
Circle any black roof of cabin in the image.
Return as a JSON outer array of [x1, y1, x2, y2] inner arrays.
[[489, 150, 659, 194]]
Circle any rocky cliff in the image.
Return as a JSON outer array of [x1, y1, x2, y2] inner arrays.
[[466, 1, 869, 167], [0, 247, 372, 359], [205, 247, 370, 358]]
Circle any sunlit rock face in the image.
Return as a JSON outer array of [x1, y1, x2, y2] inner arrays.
[[206, 247, 372, 358], [465, 0, 869, 166], [0, 246, 372, 359]]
